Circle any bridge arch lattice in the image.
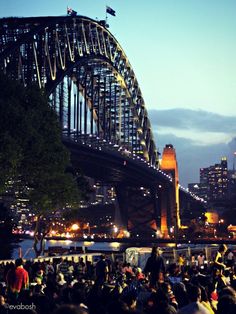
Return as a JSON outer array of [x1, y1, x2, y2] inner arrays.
[[0, 16, 159, 166]]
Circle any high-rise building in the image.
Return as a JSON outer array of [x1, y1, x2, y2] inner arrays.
[[188, 157, 229, 203], [228, 169, 236, 201], [208, 157, 228, 201], [199, 168, 210, 201]]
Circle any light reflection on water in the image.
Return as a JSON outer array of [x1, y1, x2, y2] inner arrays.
[[12, 238, 121, 259]]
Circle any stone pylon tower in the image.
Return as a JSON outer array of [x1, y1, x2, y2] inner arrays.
[[160, 144, 180, 237]]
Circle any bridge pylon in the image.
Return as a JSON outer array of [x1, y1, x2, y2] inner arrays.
[[160, 144, 181, 237], [115, 184, 159, 238]]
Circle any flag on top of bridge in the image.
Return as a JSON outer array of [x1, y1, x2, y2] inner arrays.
[[67, 7, 77, 16], [106, 6, 116, 17]]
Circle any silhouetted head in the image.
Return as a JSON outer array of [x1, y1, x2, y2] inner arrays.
[[186, 284, 201, 302], [217, 295, 236, 314], [151, 246, 158, 256], [15, 258, 23, 267], [53, 304, 88, 314]]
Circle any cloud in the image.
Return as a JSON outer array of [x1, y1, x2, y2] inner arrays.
[[146, 108, 236, 185], [149, 108, 236, 134]]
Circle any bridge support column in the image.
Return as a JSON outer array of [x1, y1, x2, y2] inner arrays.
[[115, 185, 158, 238], [158, 178, 180, 239], [159, 184, 169, 238], [115, 184, 129, 231]]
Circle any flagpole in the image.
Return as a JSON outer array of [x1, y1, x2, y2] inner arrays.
[[105, 6, 108, 25]]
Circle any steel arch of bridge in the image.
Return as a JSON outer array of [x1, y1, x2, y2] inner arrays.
[[0, 16, 159, 166]]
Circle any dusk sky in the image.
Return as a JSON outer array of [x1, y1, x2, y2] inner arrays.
[[1, 0, 236, 186]]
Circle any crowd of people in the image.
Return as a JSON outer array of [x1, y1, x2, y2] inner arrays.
[[0, 244, 235, 314]]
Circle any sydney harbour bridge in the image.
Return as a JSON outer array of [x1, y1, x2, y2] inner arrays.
[[0, 15, 204, 238]]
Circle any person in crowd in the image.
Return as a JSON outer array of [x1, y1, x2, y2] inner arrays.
[[226, 249, 234, 268], [167, 263, 182, 286], [56, 272, 67, 286], [217, 294, 236, 314], [191, 255, 197, 267], [57, 258, 70, 281], [85, 260, 94, 280], [178, 284, 210, 314], [122, 263, 134, 277], [95, 254, 108, 285], [144, 246, 165, 288], [0, 295, 7, 314], [135, 267, 145, 281], [53, 304, 89, 314], [199, 285, 214, 314], [146, 288, 177, 314], [67, 260, 74, 281], [172, 282, 189, 309], [159, 282, 178, 310], [213, 244, 228, 290], [45, 261, 55, 276], [77, 258, 86, 278], [34, 268, 44, 285], [197, 253, 205, 269], [1, 246, 236, 314], [178, 254, 186, 271], [214, 244, 228, 272], [6, 258, 29, 300]]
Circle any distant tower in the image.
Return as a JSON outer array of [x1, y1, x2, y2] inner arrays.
[[160, 144, 180, 236]]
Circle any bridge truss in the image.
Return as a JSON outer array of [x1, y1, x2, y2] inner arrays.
[[0, 16, 159, 166]]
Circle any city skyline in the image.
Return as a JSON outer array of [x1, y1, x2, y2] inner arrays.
[[0, 0, 236, 186]]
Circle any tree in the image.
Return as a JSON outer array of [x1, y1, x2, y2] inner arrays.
[[0, 203, 14, 259], [0, 74, 81, 256]]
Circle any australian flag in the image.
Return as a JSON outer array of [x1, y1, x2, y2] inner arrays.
[[106, 6, 116, 17], [67, 7, 77, 16]]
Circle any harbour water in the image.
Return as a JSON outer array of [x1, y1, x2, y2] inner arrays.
[[12, 238, 124, 259], [10, 238, 233, 262]]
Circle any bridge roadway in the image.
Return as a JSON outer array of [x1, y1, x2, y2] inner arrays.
[[63, 135, 172, 187], [63, 135, 202, 237]]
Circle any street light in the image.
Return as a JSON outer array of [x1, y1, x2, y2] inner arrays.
[[71, 223, 79, 231]]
